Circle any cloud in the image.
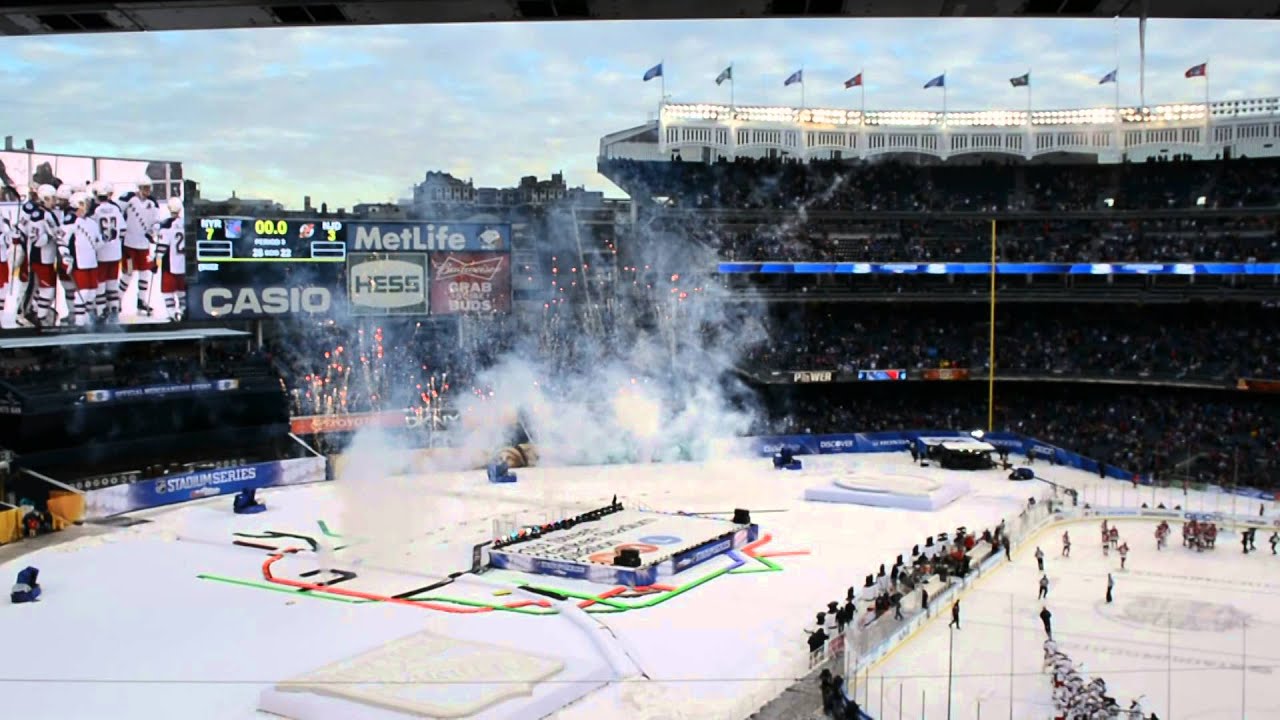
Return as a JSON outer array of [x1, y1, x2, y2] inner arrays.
[[0, 17, 1275, 207]]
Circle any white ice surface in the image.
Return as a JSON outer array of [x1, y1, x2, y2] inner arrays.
[[0, 452, 1275, 720], [866, 480, 1280, 720]]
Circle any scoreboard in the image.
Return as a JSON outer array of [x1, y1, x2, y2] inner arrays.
[[194, 217, 348, 286], [197, 217, 347, 264]]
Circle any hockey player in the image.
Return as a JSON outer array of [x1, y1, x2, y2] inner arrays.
[[0, 212, 11, 320], [62, 192, 100, 326], [118, 178, 159, 317], [1039, 574, 1050, 599], [24, 185, 61, 326], [1035, 546, 1045, 571], [53, 185, 78, 325], [1040, 606, 1053, 639], [1118, 542, 1129, 570], [1109, 526, 1119, 549], [1106, 573, 1115, 604], [1101, 520, 1108, 545], [1270, 531, 1278, 555], [155, 197, 185, 322], [90, 181, 125, 320], [1062, 530, 1072, 557]]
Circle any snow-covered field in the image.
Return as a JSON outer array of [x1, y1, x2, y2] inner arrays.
[[0, 452, 1275, 720]]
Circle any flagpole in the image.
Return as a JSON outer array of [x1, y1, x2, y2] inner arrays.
[[1026, 69, 1032, 124], [942, 70, 948, 126], [1205, 59, 1211, 151], [801, 65, 806, 109], [860, 69, 866, 121], [730, 63, 735, 108]]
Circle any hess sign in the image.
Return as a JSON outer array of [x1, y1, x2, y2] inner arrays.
[[348, 253, 429, 315]]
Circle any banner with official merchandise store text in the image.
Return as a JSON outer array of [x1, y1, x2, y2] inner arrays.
[[83, 456, 328, 518]]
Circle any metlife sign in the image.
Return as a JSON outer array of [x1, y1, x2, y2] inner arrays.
[[348, 222, 510, 253], [348, 253, 429, 315]]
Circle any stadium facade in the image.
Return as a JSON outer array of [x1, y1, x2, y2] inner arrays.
[[600, 97, 1280, 166]]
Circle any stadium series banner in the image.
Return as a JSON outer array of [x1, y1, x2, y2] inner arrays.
[[82, 456, 327, 518]]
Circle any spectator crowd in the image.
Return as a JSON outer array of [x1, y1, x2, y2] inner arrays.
[[764, 388, 1279, 491], [743, 305, 1280, 381], [608, 155, 1280, 213]]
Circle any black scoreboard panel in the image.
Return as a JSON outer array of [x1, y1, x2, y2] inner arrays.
[[193, 217, 347, 285]]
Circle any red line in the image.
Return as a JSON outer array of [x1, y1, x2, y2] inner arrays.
[[260, 553, 549, 614], [742, 534, 773, 556], [578, 585, 628, 609], [637, 584, 676, 592]]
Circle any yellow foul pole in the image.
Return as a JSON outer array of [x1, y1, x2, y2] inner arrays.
[[988, 219, 997, 432]]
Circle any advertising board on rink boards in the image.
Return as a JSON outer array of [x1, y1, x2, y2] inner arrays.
[[0, 150, 183, 203]]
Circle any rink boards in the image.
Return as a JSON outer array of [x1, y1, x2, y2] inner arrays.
[[487, 510, 759, 586]]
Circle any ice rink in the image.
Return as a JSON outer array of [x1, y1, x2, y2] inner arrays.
[[866, 510, 1280, 719], [1, 450, 1276, 720]]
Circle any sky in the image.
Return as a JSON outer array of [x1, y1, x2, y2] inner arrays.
[[0, 17, 1275, 208]]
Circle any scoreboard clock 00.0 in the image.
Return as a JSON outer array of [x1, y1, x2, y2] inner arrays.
[[194, 216, 348, 286]]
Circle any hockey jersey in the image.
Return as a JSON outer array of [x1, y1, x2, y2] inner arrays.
[[120, 193, 159, 250], [158, 216, 185, 275], [26, 206, 60, 264], [0, 216, 11, 265], [66, 212, 101, 271], [91, 199, 125, 262]]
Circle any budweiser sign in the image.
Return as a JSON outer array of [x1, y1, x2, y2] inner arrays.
[[433, 255, 506, 281], [922, 368, 971, 381], [430, 252, 512, 314]]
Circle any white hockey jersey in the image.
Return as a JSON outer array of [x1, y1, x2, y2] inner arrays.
[[67, 213, 101, 271], [121, 193, 159, 250], [158, 216, 185, 275], [91, 200, 125, 262], [27, 206, 60, 264], [0, 216, 11, 265]]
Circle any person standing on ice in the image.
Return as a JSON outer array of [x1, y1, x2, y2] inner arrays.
[[1035, 546, 1045, 571], [949, 600, 961, 629], [1118, 542, 1129, 570], [1062, 530, 1071, 557], [1110, 526, 1120, 549], [1040, 606, 1053, 639], [1106, 573, 1115, 604], [1270, 531, 1278, 555], [1038, 574, 1050, 599]]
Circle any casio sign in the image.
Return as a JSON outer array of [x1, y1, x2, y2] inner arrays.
[[201, 286, 331, 316], [350, 259, 426, 309]]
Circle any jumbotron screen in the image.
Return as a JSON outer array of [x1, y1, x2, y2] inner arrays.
[[187, 217, 347, 319], [0, 150, 185, 331]]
